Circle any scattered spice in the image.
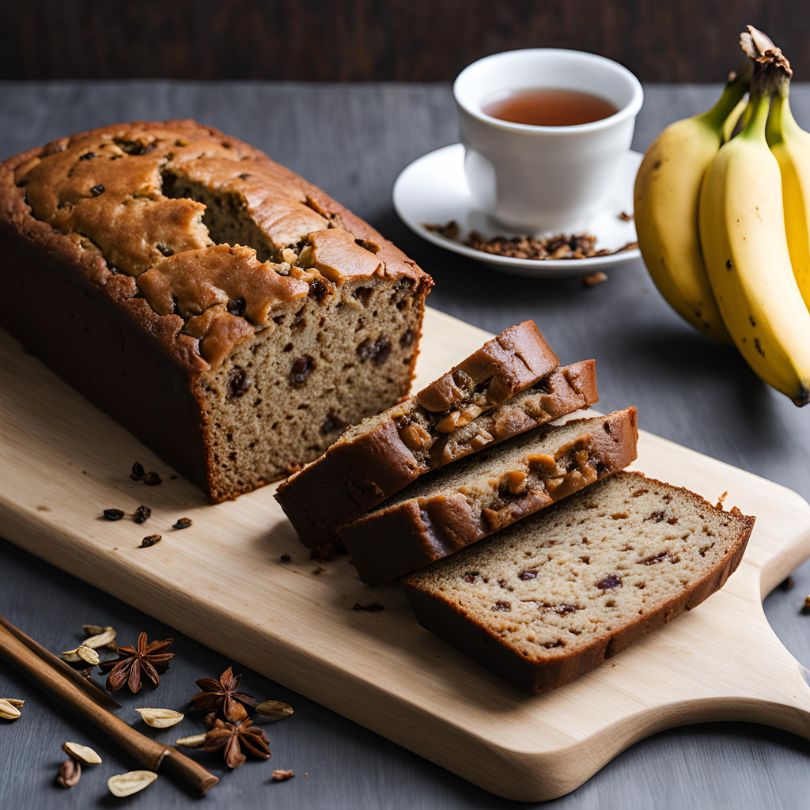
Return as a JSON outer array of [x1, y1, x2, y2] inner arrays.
[[62, 645, 100, 666], [63, 741, 102, 765], [82, 624, 119, 649], [803, 595, 810, 614], [312, 566, 326, 575], [172, 517, 192, 530], [272, 769, 295, 782], [107, 771, 158, 797], [175, 733, 207, 748], [189, 666, 256, 716], [56, 759, 81, 788], [0, 698, 22, 720], [425, 220, 638, 261], [136, 708, 184, 728], [255, 700, 294, 721], [139, 534, 162, 548], [352, 603, 385, 612], [99, 631, 174, 693], [779, 576, 795, 591], [581, 271, 608, 287], [133, 505, 151, 524], [716, 490, 729, 509], [102, 508, 125, 521], [203, 702, 270, 769], [618, 210, 633, 222], [130, 462, 145, 481], [279, 554, 291, 563], [81, 626, 117, 650], [143, 471, 162, 486]]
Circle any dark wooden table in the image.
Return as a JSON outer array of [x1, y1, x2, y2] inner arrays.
[[1, 81, 809, 809]]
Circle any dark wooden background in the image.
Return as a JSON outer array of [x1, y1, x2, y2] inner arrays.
[[3, 0, 809, 82]]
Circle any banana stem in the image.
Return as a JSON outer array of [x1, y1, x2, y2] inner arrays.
[[702, 67, 751, 129], [741, 92, 771, 141], [764, 76, 800, 148]]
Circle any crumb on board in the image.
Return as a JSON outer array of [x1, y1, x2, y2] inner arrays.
[[352, 603, 385, 612]]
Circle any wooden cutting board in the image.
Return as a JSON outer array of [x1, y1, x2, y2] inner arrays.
[[2, 306, 810, 802]]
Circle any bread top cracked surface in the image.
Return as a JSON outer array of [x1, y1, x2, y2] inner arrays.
[[0, 119, 430, 372]]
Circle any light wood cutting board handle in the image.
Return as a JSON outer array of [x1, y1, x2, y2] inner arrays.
[[746, 626, 810, 740], [0, 622, 218, 795]]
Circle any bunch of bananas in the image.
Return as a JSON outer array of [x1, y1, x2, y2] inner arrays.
[[634, 25, 810, 406]]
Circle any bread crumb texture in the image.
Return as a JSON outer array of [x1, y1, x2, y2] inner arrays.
[[406, 472, 753, 666]]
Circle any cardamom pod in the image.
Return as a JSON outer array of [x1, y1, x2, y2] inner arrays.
[[81, 626, 117, 650], [82, 624, 119, 649], [0, 699, 22, 720], [107, 771, 158, 797], [174, 733, 207, 748], [255, 699, 294, 721], [62, 645, 100, 666], [63, 741, 102, 765], [136, 708, 184, 728]]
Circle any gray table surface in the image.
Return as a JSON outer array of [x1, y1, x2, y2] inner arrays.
[[1, 81, 809, 809]]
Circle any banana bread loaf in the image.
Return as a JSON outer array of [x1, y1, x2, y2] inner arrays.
[[276, 321, 567, 547], [341, 408, 637, 583], [404, 472, 754, 693], [0, 120, 431, 501]]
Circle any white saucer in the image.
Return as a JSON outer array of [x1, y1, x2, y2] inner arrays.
[[393, 144, 642, 279]]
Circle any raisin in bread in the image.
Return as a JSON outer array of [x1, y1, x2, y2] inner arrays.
[[0, 120, 432, 501], [275, 321, 589, 546], [341, 408, 637, 583], [404, 471, 754, 693]]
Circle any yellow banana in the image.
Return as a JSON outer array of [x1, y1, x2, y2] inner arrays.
[[767, 89, 810, 312], [699, 91, 810, 406], [634, 70, 749, 342]]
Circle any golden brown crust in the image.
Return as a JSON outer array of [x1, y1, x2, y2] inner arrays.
[[340, 409, 638, 583], [415, 322, 557, 413], [0, 119, 430, 374]]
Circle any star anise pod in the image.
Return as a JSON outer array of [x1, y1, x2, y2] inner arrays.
[[98, 631, 174, 693], [189, 666, 256, 716], [202, 701, 270, 769]]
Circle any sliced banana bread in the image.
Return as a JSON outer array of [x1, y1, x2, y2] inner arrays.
[[340, 408, 637, 583], [276, 321, 568, 547], [0, 120, 431, 501], [404, 471, 755, 693]]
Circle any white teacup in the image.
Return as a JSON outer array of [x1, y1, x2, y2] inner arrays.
[[454, 49, 643, 232]]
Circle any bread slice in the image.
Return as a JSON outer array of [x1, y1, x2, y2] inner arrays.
[[340, 408, 637, 583], [276, 321, 568, 547], [403, 471, 755, 694]]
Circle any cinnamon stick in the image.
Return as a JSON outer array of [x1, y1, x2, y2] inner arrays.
[[0, 617, 218, 795]]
